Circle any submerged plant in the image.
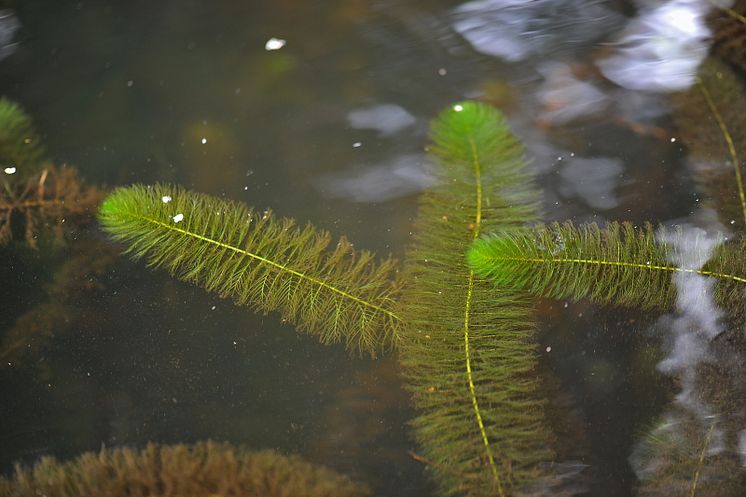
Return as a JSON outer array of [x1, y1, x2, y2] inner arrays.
[[0, 441, 370, 497], [397, 102, 553, 497], [95, 98, 746, 496], [97, 102, 559, 496], [0, 98, 46, 174], [467, 222, 746, 314], [0, 99, 103, 247], [0, 165, 104, 247], [98, 185, 402, 356]]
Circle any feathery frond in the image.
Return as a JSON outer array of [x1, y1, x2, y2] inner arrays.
[[0, 441, 370, 497], [468, 222, 746, 313], [0, 98, 46, 174], [98, 184, 402, 356], [398, 102, 554, 497]]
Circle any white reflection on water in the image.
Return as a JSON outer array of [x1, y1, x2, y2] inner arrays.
[[316, 154, 433, 203], [656, 227, 724, 411], [347, 104, 416, 137], [559, 156, 623, 210], [0, 10, 20, 61], [631, 227, 728, 481], [452, 0, 620, 61], [536, 62, 608, 125], [597, 0, 714, 92]]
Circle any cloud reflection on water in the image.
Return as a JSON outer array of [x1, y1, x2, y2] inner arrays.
[[316, 153, 433, 203], [0, 10, 19, 61], [452, 0, 620, 61], [598, 0, 713, 92]]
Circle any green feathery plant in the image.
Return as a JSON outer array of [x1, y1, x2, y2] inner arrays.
[[468, 56, 746, 317], [98, 185, 402, 356], [0, 98, 46, 174], [467, 222, 746, 314], [98, 102, 558, 496], [397, 102, 554, 497]]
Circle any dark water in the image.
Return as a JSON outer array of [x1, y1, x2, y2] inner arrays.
[[1, 1, 745, 496]]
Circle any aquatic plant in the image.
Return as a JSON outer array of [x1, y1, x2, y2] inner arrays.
[[672, 57, 746, 232], [709, 0, 746, 74], [0, 165, 104, 247], [0, 98, 45, 173], [98, 102, 558, 496], [469, 55, 746, 319], [467, 222, 746, 314], [0, 440, 370, 497], [397, 102, 553, 497], [98, 185, 402, 356], [0, 99, 103, 247], [0, 237, 119, 368]]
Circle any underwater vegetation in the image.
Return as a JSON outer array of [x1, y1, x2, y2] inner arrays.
[[98, 184, 402, 356], [708, 0, 746, 73], [0, 237, 119, 369], [3, 45, 746, 493], [96, 92, 746, 497], [98, 102, 557, 497], [0, 99, 103, 247], [0, 441, 370, 497]]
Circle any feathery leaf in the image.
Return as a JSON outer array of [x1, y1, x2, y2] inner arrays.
[[98, 184, 402, 356], [468, 222, 746, 314], [398, 102, 554, 497]]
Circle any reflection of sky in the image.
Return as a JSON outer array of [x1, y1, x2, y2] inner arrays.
[[347, 104, 416, 137], [452, 0, 621, 61], [597, 0, 712, 92], [0, 10, 19, 61], [559, 156, 623, 210], [656, 228, 724, 411], [536, 62, 607, 125], [632, 227, 729, 482], [316, 154, 432, 203]]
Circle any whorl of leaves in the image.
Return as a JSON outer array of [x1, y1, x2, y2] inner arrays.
[[0, 441, 370, 497], [98, 184, 402, 356], [468, 222, 746, 315], [397, 102, 554, 497]]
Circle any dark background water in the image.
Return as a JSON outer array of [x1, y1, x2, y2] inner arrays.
[[1, 1, 743, 496]]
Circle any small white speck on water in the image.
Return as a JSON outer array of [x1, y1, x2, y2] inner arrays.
[[233, 340, 237, 346], [670, 137, 676, 143], [731, 220, 736, 225], [161, 195, 172, 203], [211, 305, 216, 310], [570, 152, 575, 157], [563, 302, 569, 308], [201, 138, 207, 144], [265, 37, 286, 51], [453, 104, 464, 112], [438, 68, 447, 76], [127, 80, 133, 87], [557, 156, 563, 161], [546, 346, 552, 353], [352, 142, 362, 148], [173, 213, 184, 223], [243, 186, 248, 191], [3, 167, 16, 175]]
